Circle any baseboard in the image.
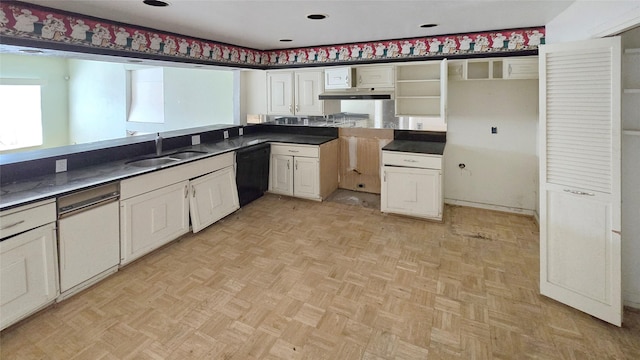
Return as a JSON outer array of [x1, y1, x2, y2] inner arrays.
[[444, 198, 536, 217], [624, 291, 640, 310]]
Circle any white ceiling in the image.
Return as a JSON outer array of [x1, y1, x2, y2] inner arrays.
[[19, 0, 576, 50]]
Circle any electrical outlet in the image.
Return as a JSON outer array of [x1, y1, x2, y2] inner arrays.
[[223, 130, 229, 139], [239, 128, 243, 136], [55, 159, 67, 173], [191, 135, 201, 145]]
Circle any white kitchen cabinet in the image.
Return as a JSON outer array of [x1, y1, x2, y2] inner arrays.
[[189, 166, 239, 233], [324, 66, 353, 89], [356, 65, 394, 88], [1, 200, 58, 330], [269, 141, 338, 201], [120, 153, 237, 264], [270, 153, 295, 195], [467, 58, 503, 79], [503, 57, 539, 79], [395, 59, 448, 119], [120, 180, 190, 265], [381, 151, 443, 221], [267, 70, 339, 116]]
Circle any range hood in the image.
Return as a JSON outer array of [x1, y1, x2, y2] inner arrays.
[[319, 90, 394, 100]]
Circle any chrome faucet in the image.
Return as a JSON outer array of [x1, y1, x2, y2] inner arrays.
[[155, 132, 163, 156]]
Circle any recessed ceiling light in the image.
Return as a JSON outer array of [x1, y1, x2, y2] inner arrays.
[[19, 49, 43, 54], [307, 14, 327, 20], [420, 23, 437, 28], [143, 0, 169, 7], [279, 39, 293, 42]]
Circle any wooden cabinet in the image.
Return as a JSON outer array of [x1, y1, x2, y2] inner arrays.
[[120, 153, 238, 264], [356, 65, 394, 88], [395, 59, 447, 119], [381, 151, 443, 221], [120, 181, 190, 265], [267, 70, 339, 116], [269, 141, 338, 201], [1, 200, 58, 330], [189, 166, 239, 233]]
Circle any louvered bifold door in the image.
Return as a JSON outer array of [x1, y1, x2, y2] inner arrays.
[[539, 37, 622, 326]]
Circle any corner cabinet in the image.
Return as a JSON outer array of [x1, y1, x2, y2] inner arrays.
[[1, 200, 58, 330], [269, 140, 338, 201], [395, 59, 448, 120], [267, 70, 339, 116], [120, 153, 238, 265], [381, 151, 443, 221]]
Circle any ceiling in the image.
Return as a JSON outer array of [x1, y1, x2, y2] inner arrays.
[[18, 0, 576, 50]]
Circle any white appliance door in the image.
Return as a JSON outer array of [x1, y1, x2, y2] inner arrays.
[[539, 37, 622, 326], [58, 201, 120, 293]]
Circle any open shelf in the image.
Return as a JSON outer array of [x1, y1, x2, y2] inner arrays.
[[624, 48, 640, 55], [623, 129, 640, 136], [623, 89, 640, 94]]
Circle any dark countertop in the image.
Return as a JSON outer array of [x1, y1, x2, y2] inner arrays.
[[382, 140, 446, 155], [0, 132, 335, 211]]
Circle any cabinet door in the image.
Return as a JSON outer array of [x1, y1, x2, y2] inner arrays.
[[190, 166, 240, 233], [295, 71, 324, 116], [357, 66, 394, 88], [539, 37, 621, 326], [324, 67, 352, 89], [267, 72, 293, 115], [293, 156, 320, 200], [381, 166, 441, 219], [503, 57, 539, 79], [269, 154, 294, 196], [1, 223, 58, 330], [120, 181, 190, 265]]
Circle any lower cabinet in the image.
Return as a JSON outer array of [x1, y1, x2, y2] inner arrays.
[[269, 141, 337, 201], [189, 166, 239, 233], [0, 223, 58, 330], [381, 151, 443, 221], [119, 153, 238, 265], [120, 181, 190, 265]]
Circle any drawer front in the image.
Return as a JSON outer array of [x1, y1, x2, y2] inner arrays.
[[382, 151, 442, 170], [271, 144, 319, 158], [0, 200, 56, 240]]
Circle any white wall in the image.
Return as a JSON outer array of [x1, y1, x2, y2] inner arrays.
[[0, 54, 69, 151], [68, 59, 127, 144], [240, 70, 267, 124], [444, 79, 539, 215], [545, 0, 640, 44]]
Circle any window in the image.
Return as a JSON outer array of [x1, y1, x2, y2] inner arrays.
[[0, 80, 43, 151]]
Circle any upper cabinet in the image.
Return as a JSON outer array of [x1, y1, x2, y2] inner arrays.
[[503, 57, 539, 79], [448, 56, 538, 80], [267, 70, 339, 116], [356, 65, 394, 89], [324, 67, 354, 90], [395, 59, 447, 119]]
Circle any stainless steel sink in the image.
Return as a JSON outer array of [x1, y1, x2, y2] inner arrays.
[[167, 150, 207, 159], [126, 157, 179, 167]]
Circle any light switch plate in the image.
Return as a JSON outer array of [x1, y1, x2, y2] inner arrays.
[[191, 135, 201, 145], [239, 128, 243, 136], [55, 159, 67, 173], [223, 130, 229, 139]]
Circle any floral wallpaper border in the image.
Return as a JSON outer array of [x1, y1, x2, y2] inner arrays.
[[0, 1, 545, 68]]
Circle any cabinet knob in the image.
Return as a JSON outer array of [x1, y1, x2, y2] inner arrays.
[[192, 185, 196, 197], [287, 160, 290, 170], [295, 104, 299, 112], [289, 104, 293, 114]]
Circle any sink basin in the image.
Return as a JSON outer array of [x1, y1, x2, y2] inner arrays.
[[126, 157, 179, 167], [168, 150, 207, 160]]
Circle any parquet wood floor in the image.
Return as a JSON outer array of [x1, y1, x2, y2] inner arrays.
[[1, 194, 639, 359]]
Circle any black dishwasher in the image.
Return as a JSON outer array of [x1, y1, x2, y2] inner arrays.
[[236, 143, 270, 207]]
